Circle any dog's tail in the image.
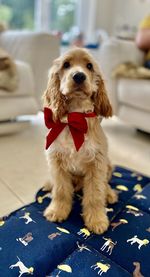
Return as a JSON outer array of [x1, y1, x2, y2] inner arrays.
[[42, 181, 52, 192]]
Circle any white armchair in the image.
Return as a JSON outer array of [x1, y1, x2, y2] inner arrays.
[[99, 38, 150, 133], [0, 31, 60, 133]]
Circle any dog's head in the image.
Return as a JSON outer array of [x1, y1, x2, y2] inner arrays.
[[43, 47, 112, 120]]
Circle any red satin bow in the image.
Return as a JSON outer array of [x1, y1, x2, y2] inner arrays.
[[44, 107, 96, 151]]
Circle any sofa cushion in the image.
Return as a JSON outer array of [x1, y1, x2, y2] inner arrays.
[[117, 78, 150, 112], [0, 60, 34, 97]]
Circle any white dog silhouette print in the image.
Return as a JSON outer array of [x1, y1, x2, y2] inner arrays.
[[127, 235, 149, 250], [9, 256, 34, 276], [19, 213, 36, 224]]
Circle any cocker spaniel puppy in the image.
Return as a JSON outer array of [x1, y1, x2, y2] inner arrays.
[[43, 47, 118, 234]]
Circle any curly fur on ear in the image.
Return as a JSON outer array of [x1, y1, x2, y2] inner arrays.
[[43, 64, 67, 121], [93, 75, 113, 117]]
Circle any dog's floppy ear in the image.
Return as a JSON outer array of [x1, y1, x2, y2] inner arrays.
[[93, 74, 113, 117], [43, 60, 67, 121]]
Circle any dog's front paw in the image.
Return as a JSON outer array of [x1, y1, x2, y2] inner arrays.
[[44, 202, 71, 222], [83, 210, 109, 235]]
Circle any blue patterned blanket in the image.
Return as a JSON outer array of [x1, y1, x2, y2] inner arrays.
[[0, 166, 150, 277]]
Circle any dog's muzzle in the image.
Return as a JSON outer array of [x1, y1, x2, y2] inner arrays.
[[72, 72, 86, 84]]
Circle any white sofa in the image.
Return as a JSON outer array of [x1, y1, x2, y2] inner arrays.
[[0, 31, 59, 133], [99, 38, 150, 133]]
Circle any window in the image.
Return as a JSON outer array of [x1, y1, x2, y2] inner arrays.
[[0, 0, 77, 32], [49, 0, 77, 33], [0, 0, 35, 30]]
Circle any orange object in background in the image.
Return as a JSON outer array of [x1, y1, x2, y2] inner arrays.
[[136, 14, 150, 50]]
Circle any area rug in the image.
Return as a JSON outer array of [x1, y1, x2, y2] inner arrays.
[[0, 166, 150, 277]]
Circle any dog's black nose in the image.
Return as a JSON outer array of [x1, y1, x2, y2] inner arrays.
[[72, 72, 86, 84]]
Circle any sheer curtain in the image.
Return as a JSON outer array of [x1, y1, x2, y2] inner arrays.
[[34, 0, 51, 31], [76, 0, 97, 43]]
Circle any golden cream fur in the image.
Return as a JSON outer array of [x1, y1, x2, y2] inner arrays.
[[43, 47, 118, 234]]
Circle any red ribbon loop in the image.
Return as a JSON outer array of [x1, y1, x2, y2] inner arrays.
[[44, 107, 96, 151]]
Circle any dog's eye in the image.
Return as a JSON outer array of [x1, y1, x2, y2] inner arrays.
[[63, 61, 70, 69], [87, 63, 93, 70]]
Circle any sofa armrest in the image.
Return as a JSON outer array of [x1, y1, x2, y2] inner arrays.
[[0, 60, 39, 120], [98, 38, 144, 113], [0, 31, 60, 107], [0, 60, 35, 98]]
